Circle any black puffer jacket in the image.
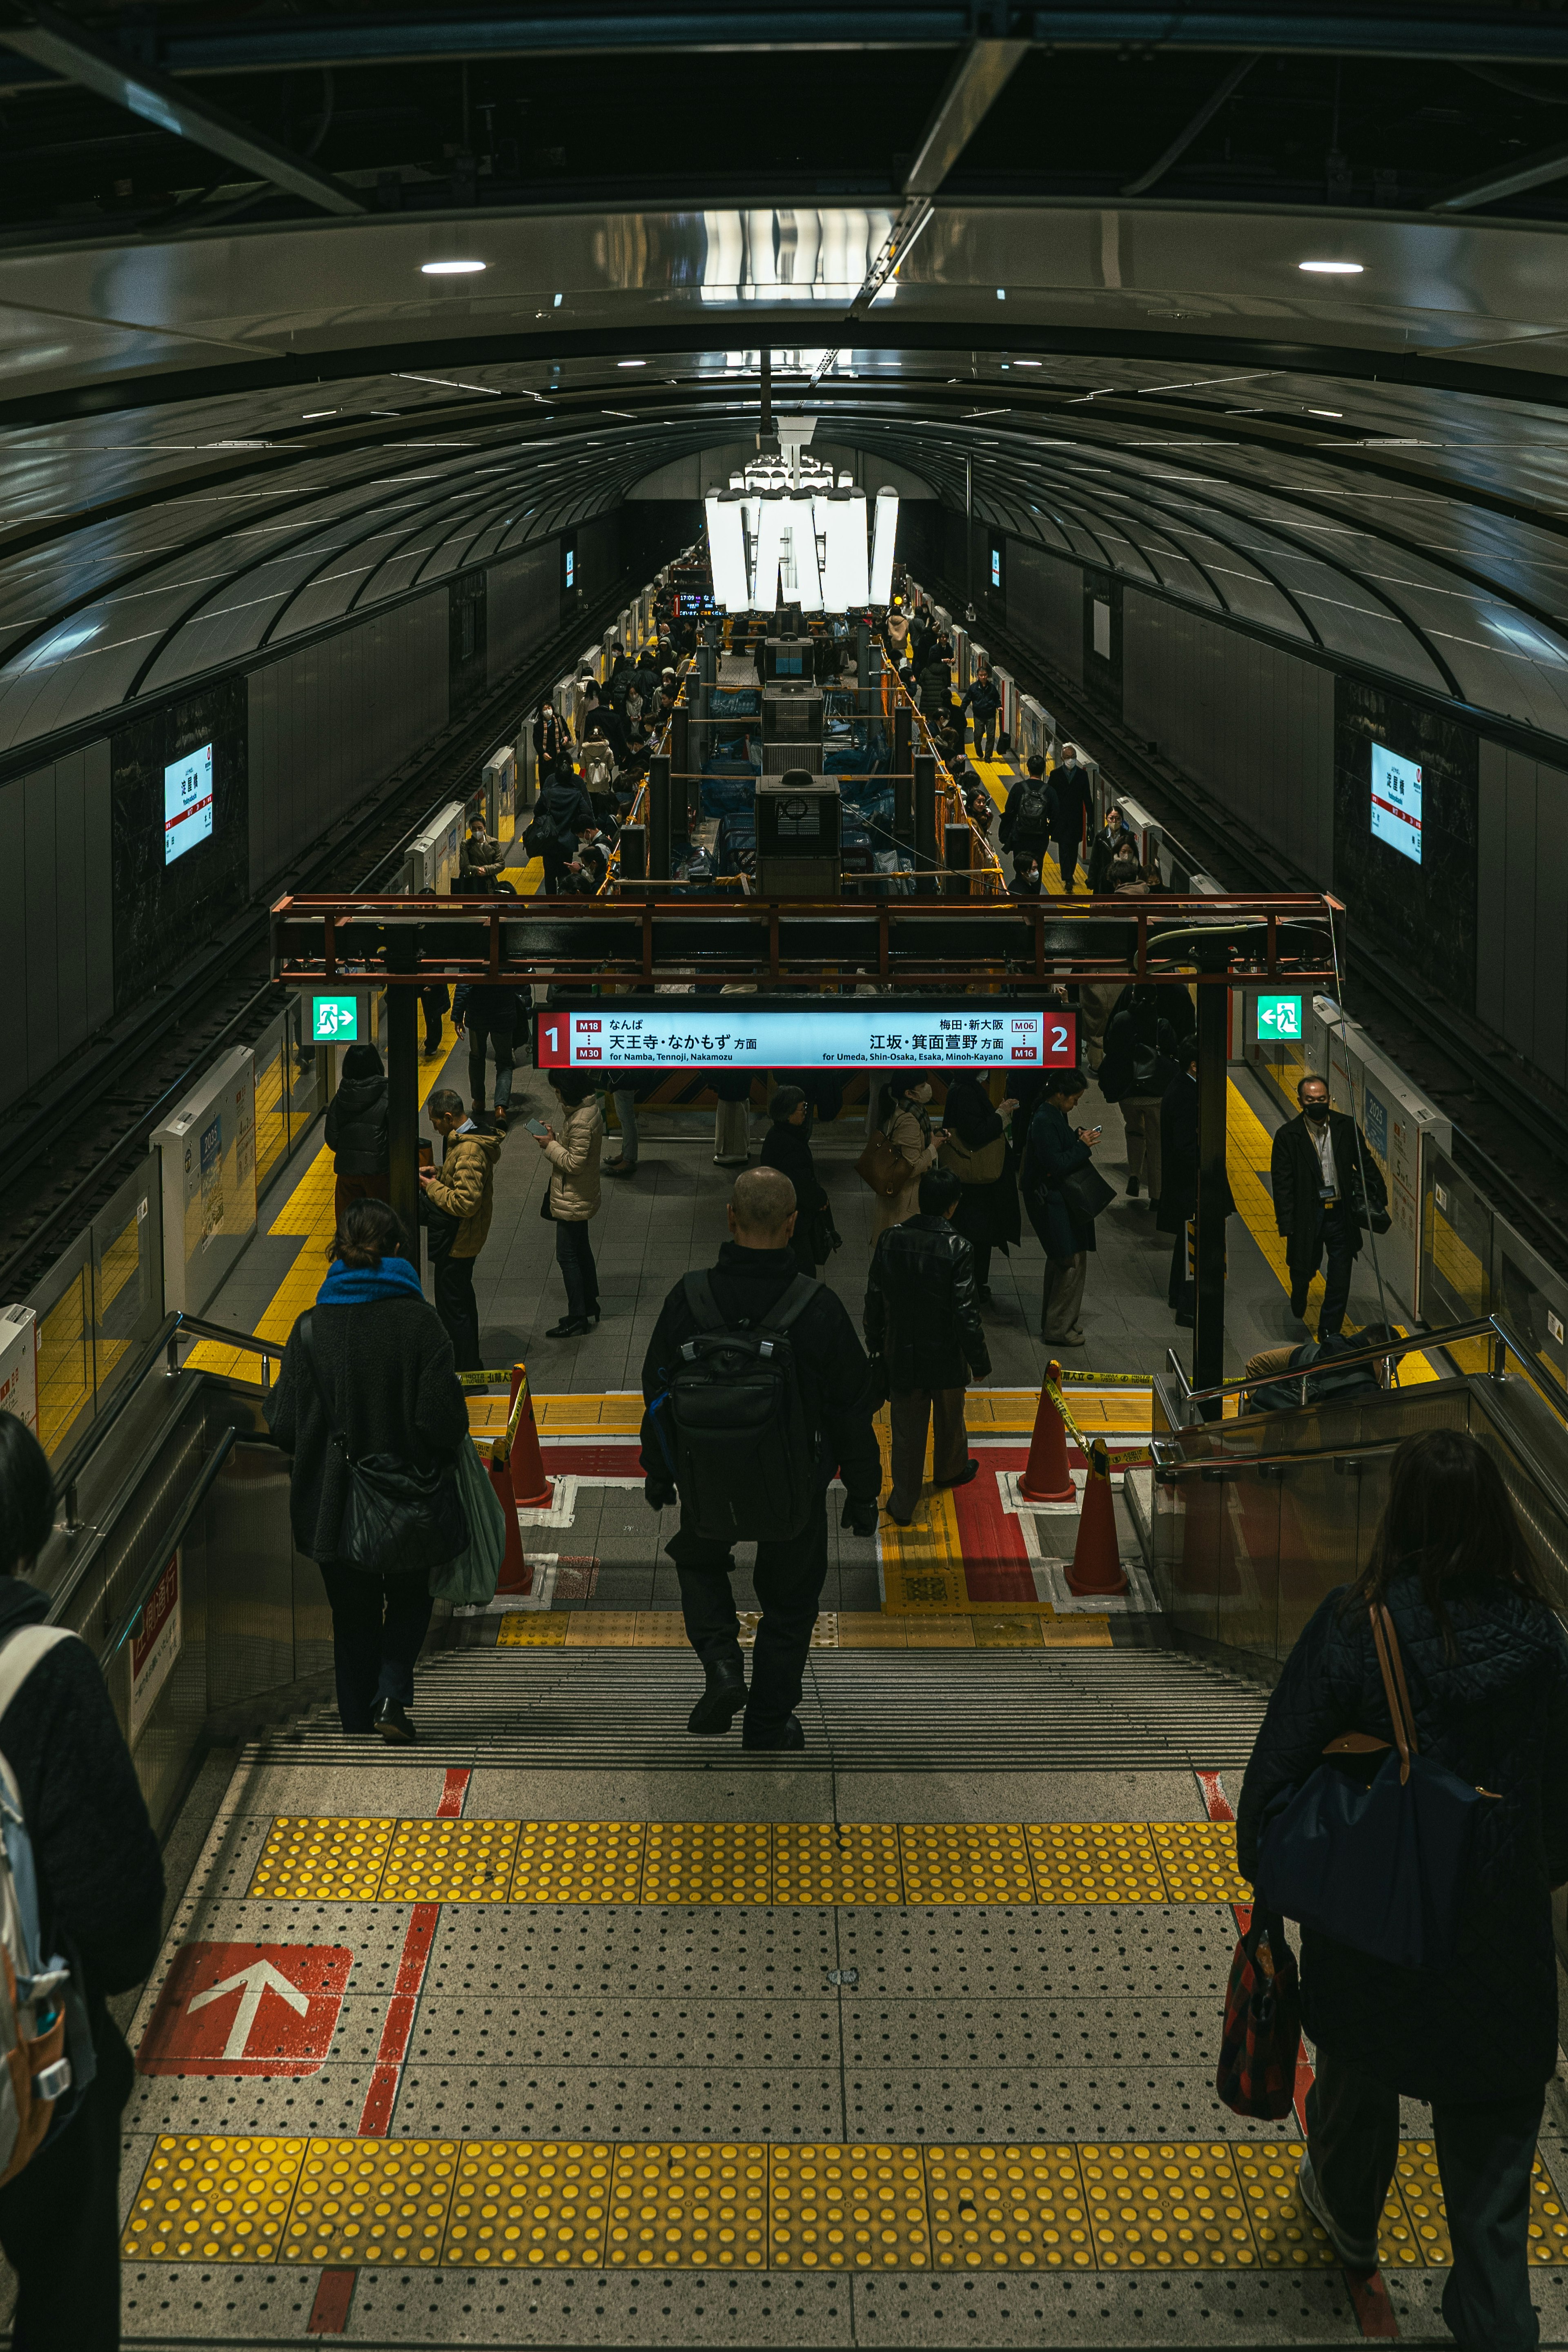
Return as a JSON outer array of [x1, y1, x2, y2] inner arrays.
[[864, 1213, 991, 1392], [1237, 1574, 1568, 2104], [324, 1076, 388, 1176]]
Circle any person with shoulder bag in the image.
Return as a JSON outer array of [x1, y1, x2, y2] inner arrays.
[[1020, 1067, 1113, 1347], [1238, 1429, 1568, 2349], [0, 1415, 164, 2350], [858, 1072, 942, 1241], [266, 1198, 471, 1743], [760, 1085, 834, 1275], [938, 1067, 1020, 1303], [865, 1165, 991, 1525]]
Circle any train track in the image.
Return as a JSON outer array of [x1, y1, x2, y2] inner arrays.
[[0, 579, 641, 1301]]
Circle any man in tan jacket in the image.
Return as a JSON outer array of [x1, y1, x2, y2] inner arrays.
[[419, 1087, 501, 1370]]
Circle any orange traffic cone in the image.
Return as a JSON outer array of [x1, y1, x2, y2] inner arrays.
[[1067, 1439, 1129, 1597], [1018, 1362, 1075, 1502], [505, 1361, 554, 1510], [488, 1450, 532, 1595]]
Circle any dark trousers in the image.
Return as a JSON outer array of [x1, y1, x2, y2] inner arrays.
[[1294, 1206, 1356, 1334], [555, 1219, 599, 1319], [318, 1560, 436, 1733], [1307, 2049, 1544, 2350], [970, 1240, 992, 1290], [433, 1252, 481, 1370], [0, 2014, 132, 2352], [334, 1171, 390, 1228], [467, 1024, 516, 1113], [419, 987, 448, 1056], [973, 713, 997, 759], [889, 1387, 969, 1520], [1054, 836, 1078, 892], [542, 844, 573, 894], [669, 1506, 829, 1728]]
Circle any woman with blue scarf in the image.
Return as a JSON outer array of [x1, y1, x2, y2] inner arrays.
[[267, 1199, 469, 1742]]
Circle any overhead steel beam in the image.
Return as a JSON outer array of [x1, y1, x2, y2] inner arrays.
[[0, 1, 366, 214], [903, 36, 1030, 197], [1432, 135, 1568, 212]]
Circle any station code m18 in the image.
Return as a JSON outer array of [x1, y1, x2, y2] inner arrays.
[[533, 1007, 1078, 1070]]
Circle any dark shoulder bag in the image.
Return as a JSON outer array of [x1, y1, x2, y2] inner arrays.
[[296, 1313, 468, 1577]]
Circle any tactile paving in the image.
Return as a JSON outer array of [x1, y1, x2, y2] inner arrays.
[[495, 1615, 568, 1645], [1531, 2153, 1568, 2265], [122, 2135, 305, 2263], [773, 1823, 902, 1906], [379, 1817, 519, 1903], [1026, 1822, 1167, 1904], [247, 1817, 394, 1901], [926, 2144, 1093, 2269], [769, 2143, 929, 2270], [283, 2138, 458, 2265], [508, 1821, 645, 1904], [1079, 2142, 1256, 2268], [1233, 2141, 1336, 2269], [442, 2140, 615, 2267], [898, 1822, 1035, 1905], [639, 1822, 771, 1905], [1392, 2141, 1451, 2267], [1150, 1821, 1252, 1903], [606, 2141, 770, 2267]]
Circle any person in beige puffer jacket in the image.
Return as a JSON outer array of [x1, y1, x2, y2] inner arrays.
[[535, 1071, 604, 1336], [419, 1087, 502, 1370]]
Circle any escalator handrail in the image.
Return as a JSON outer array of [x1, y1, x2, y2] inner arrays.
[[1149, 1430, 1404, 1480], [1166, 1314, 1505, 1414]]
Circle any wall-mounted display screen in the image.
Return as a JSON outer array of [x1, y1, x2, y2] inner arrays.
[[674, 591, 715, 616], [1370, 742, 1423, 864], [535, 1007, 1078, 1070], [163, 743, 214, 866]]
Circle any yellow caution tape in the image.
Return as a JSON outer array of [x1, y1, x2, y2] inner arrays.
[[457, 1367, 520, 1387], [1042, 1373, 1156, 1469]]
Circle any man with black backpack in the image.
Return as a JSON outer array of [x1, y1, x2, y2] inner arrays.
[[999, 755, 1053, 894], [639, 1165, 881, 1751]]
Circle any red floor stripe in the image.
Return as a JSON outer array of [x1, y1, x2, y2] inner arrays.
[[356, 1767, 470, 2136], [1197, 1771, 1398, 2338], [306, 2269, 356, 2334]]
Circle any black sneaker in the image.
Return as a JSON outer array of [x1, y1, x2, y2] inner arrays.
[[688, 1648, 747, 1735], [742, 1713, 805, 1752], [372, 1696, 415, 1745]]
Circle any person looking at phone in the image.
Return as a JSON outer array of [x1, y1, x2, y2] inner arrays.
[[1020, 1069, 1102, 1348]]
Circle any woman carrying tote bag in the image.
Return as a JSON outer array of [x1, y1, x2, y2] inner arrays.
[[1237, 1430, 1568, 2346], [266, 1198, 470, 1744], [860, 1073, 942, 1242], [939, 1068, 1020, 1303]]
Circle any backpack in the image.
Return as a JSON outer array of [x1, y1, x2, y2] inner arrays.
[[0, 1626, 87, 2185], [1012, 778, 1051, 835], [657, 1272, 821, 1543]]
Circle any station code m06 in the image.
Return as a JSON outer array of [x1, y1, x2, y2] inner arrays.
[[533, 1007, 1077, 1070]]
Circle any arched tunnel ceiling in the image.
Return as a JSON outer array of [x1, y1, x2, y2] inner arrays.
[[9, 197, 1568, 755]]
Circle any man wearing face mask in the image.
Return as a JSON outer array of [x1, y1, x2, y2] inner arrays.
[[1270, 1075, 1388, 1336]]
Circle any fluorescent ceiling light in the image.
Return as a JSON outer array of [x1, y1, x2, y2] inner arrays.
[[421, 258, 486, 275], [1308, 408, 1343, 418], [618, 359, 647, 368], [302, 410, 337, 419], [1014, 359, 1042, 368], [1298, 260, 1363, 274]]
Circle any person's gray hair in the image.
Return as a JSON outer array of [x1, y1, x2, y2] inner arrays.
[[428, 1088, 465, 1120]]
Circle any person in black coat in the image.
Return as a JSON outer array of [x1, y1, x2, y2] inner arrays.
[[1100, 985, 1180, 1207], [324, 1041, 390, 1227], [759, 1086, 828, 1274], [532, 697, 572, 771], [865, 1166, 991, 1525], [0, 1414, 164, 2352], [1048, 744, 1094, 893], [1271, 1074, 1388, 1336], [1237, 1428, 1568, 2341], [939, 1069, 1021, 1299], [265, 1198, 470, 1743], [1020, 1069, 1102, 1346], [998, 756, 1053, 895], [452, 980, 526, 1128], [639, 1167, 881, 1752], [1156, 1041, 1234, 1327], [960, 664, 1002, 760], [533, 765, 594, 893]]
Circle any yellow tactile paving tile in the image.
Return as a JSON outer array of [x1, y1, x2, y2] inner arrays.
[[1027, 1822, 1167, 1905], [926, 2145, 1093, 2270], [510, 1820, 645, 1904], [496, 1614, 569, 1646], [1233, 2143, 1336, 2269], [1149, 1820, 1252, 1905], [123, 2136, 306, 2263], [127, 2135, 1568, 2274], [379, 1816, 519, 1903], [1080, 2142, 1256, 2270], [244, 1815, 1258, 1906], [249, 1816, 394, 1901], [282, 2138, 458, 2266], [770, 2144, 930, 2270]]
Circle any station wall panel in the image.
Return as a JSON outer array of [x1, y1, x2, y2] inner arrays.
[[1005, 543, 1085, 685], [0, 739, 112, 1112], [486, 544, 559, 686], [247, 589, 448, 893], [1477, 738, 1568, 1091], [1120, 592, 1335, 885]]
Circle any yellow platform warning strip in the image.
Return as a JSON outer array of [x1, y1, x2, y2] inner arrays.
[[497, 1609, 1112, 1649], [122, 2132, 1568, 2274], [465, 1385, 1154, 1437], [245, 1816, 1248, 1908]]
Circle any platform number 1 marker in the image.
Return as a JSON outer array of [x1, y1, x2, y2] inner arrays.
[[1256, 995, 1303, 1040]]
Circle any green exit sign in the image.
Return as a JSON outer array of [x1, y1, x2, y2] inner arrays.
[[312, 995, 360, 1043], [1256, 994, 1303, 1040]]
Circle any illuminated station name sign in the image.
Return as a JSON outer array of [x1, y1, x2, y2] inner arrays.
[[536, 1007, 1077, 1070], [704, 452, 899, 613]]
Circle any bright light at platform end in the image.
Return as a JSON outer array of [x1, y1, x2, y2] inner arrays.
[[421, 259, 486, 275], [1298, 259, 1363, 274]]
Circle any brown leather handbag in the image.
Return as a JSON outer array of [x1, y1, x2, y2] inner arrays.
[[855, 1129, 907, 1198], [940, 1129, 1006, 1185]]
